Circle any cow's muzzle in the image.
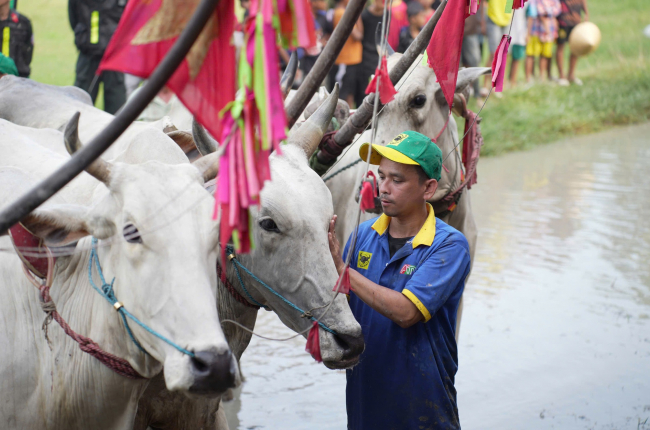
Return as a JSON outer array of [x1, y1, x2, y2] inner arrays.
[[188, 348, 237, 394]]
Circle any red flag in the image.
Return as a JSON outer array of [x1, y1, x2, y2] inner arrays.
[[305, 321, 322, 362], [98, 0, 237, 140], [333, 267, 351, 294], [491, 35, 511, 92], [426, 0, 469, 110], [365, 56, 398, 105]]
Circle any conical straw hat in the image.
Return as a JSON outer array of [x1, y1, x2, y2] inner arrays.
[[569, 22, 602, 57]]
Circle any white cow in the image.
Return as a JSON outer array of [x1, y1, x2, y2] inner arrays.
[[0, 80, 364, 429], [0, 118, 235, 429]]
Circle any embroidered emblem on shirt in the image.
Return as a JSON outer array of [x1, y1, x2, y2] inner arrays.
[[390, 133, 408, 145], [357, 251, 372, 270], [400, 264, 415, 275]]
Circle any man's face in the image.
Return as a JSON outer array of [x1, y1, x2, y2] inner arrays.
[[377, 158, 438, 218]]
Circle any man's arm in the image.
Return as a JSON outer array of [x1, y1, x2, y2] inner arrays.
[[582, 0, 589, 21], [329, 216, 423, 328], [68, 0, 78, 31]]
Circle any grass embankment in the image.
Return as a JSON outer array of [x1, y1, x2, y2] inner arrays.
[[19, 0, 650, 155], [464, 0, 650, 155]]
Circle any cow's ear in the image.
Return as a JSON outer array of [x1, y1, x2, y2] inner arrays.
[[434, 67, 492, 108], [20, 204, 92, 246]]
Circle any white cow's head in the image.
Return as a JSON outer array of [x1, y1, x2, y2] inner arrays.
[[194, 88, 365, 369], [374, 55, 490, 197], [10, 115, 238, 395]]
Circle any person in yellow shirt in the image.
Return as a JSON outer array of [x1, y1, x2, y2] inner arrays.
[[333, 0, 363, 108], [480, 0, 512, 96]]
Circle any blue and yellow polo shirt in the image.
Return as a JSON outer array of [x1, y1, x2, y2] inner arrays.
[[343, 204, 470, 430]]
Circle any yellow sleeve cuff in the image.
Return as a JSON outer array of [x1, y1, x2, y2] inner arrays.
[[402, 289, 432, 323]]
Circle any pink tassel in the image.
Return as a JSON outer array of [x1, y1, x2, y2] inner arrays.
[[365, 56, 397, 104], [305, 321, 322, 362], [333, 267, 351, 294], [491, 35, 511, 92], [359, 171, 378, 212], [469, 0, 479, 15]]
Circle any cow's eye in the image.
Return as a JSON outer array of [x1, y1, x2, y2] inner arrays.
[[411, 94, 427, 108], [123, 223, 143, 244], [259, 218, 280, 233]]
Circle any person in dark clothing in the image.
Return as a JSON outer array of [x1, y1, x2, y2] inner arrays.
[[69, 0, 126, 114], [355, 0, 384, 107], [301, 0, 333, 80], [0, 0, 33, 78], [397, 2, 426, 54]]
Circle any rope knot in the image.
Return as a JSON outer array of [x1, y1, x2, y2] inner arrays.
[[301, 311, 313, 319]]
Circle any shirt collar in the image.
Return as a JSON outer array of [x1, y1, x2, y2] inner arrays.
[[371, 203, 436, 248]]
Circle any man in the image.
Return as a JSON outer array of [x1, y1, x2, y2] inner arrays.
[[397, 2, 427, 54], [0, 0, 33, 78], [328, 131, 471, 430], [69, 0, 126, 114]]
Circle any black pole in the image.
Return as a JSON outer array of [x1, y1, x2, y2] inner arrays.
[[0, 0, 220, 233]]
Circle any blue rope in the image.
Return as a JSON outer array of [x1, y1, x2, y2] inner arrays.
[[226, 246, 337, 335], [88, 238, 195, 358]]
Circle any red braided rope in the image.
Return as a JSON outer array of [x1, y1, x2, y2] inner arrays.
[[217, 262, 260, 309], [39, 285, 145, 379]]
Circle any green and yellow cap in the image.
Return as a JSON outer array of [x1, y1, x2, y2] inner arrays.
[[0, 54, 18, 76], [359, 130, 442, 181]]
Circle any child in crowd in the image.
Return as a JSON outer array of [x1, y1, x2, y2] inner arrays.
[[333, 0, 364, 108], [508, 7, 528, 87], [397, 2, 427, 53], [525, 0, 561, 82], [556, 0, 589, 86]]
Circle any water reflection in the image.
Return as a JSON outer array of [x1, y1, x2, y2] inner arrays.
[[224, 123, 650, 429]]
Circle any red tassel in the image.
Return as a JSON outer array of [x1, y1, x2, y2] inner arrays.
[[491, 35, 511, 92], [365, 56, 397, 104], [359, 171, 378, 212], [333, 267, 351, 294], [305, 321, 322, 362]]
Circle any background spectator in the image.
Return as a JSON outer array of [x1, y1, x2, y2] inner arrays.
[[301, 0, 333, 81], [0, 0, 32, 78], [357, 0, 384, 107], [508, 6, 528, 87], [333, 0, 364, 108], [556, 0, 588, 86], [397, 2, 427, 54], [69, 0, 126, 114], [461, 0, 484, 97], [481, 0, 512, 97], [525, 0, 561, 82]]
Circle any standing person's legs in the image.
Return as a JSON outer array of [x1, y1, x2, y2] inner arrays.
[[568, 53, 580, 84], [540, 41, 553, 80], [102, 70, 127, 115], [509, 44, 525, 86], [525, 36, 540, 82], [556, 42, 566, 79], [461, 34, 481, 96], [482, 18, 507, 93], [74, 52, 101, 103]]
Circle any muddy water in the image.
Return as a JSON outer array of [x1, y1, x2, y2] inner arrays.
[[223, 123, 650, 429]]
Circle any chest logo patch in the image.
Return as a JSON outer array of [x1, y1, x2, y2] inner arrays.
[[400, 264, 416, 275], [357, 251, 372, 270]]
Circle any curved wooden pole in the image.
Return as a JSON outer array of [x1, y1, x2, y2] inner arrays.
[[316, 0, 447, 164], [0, 0, 220, 233], [284, 0, 366, 127]]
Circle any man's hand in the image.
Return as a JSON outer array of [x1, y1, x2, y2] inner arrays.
[[328, 215, 345, 275]]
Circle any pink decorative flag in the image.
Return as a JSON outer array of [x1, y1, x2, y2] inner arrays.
[[365, 56, 397, 104], [512, 0, 528, 9], [426, 0, 469, 110], [333, 267, 351, 295], [305, 321, 322, 362], [491, 35, 511, 92], [469, 0, 479, 15]]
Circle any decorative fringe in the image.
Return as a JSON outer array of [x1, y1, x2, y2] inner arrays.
[[305, 321, 322, 362], [491, 35, 511, 92], [216, 0, 317, 256], [365, 56, 397, 104]]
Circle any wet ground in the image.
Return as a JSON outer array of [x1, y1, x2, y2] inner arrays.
[[223, 123, 650, 429]]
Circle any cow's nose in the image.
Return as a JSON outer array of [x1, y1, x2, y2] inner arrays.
[[189, 348, 236, 394]]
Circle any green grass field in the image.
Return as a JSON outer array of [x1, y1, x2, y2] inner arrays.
[[18, 0, 650, 155]]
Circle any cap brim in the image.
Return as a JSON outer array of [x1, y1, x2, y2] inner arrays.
[[359, 143, 420, 166]]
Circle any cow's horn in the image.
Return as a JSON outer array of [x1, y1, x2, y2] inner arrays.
[[288, 83, 339, 158], [191, 118, 218, 155], [64, 112, 112, 184], [280, 51, 298, 99], [375, 23, 395, 57], [193, 140, 227, 182]]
